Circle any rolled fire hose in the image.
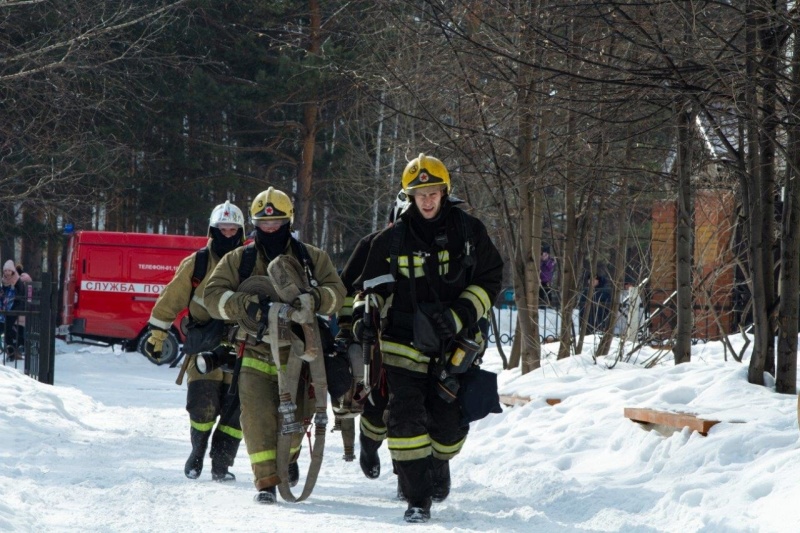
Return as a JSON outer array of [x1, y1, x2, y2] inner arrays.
[[236, 255, 328, 502]]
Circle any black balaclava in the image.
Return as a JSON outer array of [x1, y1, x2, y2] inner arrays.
[[210, 227, 243, 258], [407, 197, 452, 246], [255, 223, 291, 260]]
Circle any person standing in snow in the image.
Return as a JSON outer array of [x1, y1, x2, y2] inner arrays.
[[333, 190, 410, 476], [145, 201, 246, 482], [1, 260, 26, 361], [539, 245, 556, 306], [353, 154, 503, 523], [202, 187, 345, 504], [15, 264, 32, 351]]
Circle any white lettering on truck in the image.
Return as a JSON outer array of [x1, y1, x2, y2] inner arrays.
[[81, 281, 166, 294], [138, 264, 178, 272]]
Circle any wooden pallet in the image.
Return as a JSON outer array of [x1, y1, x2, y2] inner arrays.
[[624, 407, 720, 436]]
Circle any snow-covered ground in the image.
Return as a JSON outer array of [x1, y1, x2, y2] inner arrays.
[[1, 332, 798, 532]]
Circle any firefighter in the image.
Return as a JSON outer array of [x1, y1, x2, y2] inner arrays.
[[144, 201, 246, 481], [203, 187, 345, 504], [334, 190, 410, 474], [353, 154, 503, 523]]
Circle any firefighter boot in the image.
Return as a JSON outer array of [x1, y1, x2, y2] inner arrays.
[[185, 427, 211, 479], [340, 417, 356, 462], [209, 430, 240, 482], [431, 457, 451, 502], [288, 461, 299, 487], [254, 486, 277, 504], [403, 498, 432, 523], [399, 457, 432, 522], [359, 433, 381, 479]]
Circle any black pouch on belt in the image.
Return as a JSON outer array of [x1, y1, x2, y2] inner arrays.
[[183, 318, 225, 355], [413, 302, 444, 353]]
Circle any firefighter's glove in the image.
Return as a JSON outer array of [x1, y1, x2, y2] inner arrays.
[[144, 327, 169, 360], [352, 318, 377, 345], [246, 295, 272, 324], [288, 292, 316, 324], [432, 309, 461, 342]]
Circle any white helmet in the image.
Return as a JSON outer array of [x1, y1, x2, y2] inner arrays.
[[209, 201, 245, 231], [389, 190, 411, 223]]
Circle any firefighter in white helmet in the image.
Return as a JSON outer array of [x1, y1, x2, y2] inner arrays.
[[145, 200, 246, 481]]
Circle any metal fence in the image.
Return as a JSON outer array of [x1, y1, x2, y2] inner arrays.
[[2, 275, 56, 384], [488, 305, 583, 346]]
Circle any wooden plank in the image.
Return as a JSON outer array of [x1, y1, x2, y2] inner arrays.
[[499, 395, 561, 407], [499, 394, 530, 406], [624, 407, 720, 436]]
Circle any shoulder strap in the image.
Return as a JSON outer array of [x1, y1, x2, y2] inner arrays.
[[238, 240, 317, 286], [189, 248, 209, 302], [290, 237, 318, 287], [186, 248, 210, 321], [457, 208, 476, 281], [238, 244, 258, 281], [388, 220, 406, 280]]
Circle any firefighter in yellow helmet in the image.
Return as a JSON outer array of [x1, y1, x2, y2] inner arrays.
[[203, 186, 346, 504], [353, 154, 503, 522], [145, 200, 246, 481]]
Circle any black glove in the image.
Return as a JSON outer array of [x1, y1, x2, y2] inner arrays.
[[432, 309, 459, 341], [353, 318, 377, 345], [246, 295, 272, 323]]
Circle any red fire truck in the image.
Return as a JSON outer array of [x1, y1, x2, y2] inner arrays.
[[58, 230, 208, 364]]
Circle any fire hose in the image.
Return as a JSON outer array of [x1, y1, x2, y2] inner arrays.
[[236, 255, 328, 502]]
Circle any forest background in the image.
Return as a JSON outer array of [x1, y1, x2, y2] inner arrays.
[[3, 1, 800, 393]]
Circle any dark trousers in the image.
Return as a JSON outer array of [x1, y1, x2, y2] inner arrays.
[[360, 370, 390, 441], [186, 374, 242, 466], [386, 367, 468, 507]]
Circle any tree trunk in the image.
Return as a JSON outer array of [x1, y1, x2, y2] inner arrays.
[[294, 0, 322, 238], [757, 6, 779, 378], [557, 19, 578, 361], [745, 1, 770, 385], [673, 102, 695, 365], [597, 179, 627, 358], [776, 21, 800, 394]]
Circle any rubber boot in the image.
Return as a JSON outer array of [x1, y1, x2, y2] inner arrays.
[[340, 417, 356, 462], [254, 486, 277, 504], [185, 427, 211, 479], [359, 433, 381, 479], [210, 430, 240, 482], [403, 497, 431, 523], [396, 477, 406, 501], [288, 462, 299, 487], [430, 457, 451, 502], [397, 456, 432, 521]]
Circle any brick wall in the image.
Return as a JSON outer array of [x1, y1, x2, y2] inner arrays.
[[693, 190, 735, 339], [649, 190, 735, 341], [650, 200, 677, 338]]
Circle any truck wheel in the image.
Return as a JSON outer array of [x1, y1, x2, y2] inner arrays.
[[138, 330, 180, 366]]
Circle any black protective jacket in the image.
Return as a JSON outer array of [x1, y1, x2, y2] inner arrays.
[[355, 199, 503, 374], [336, 230, 380, 339]]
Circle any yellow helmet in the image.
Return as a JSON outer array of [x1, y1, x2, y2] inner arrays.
[[250, 187, 294, 224], [401, 153, 451, 195]]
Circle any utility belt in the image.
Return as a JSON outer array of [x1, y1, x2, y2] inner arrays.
[[385, 304, 482, 404], [231, 323, 303, 351]]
